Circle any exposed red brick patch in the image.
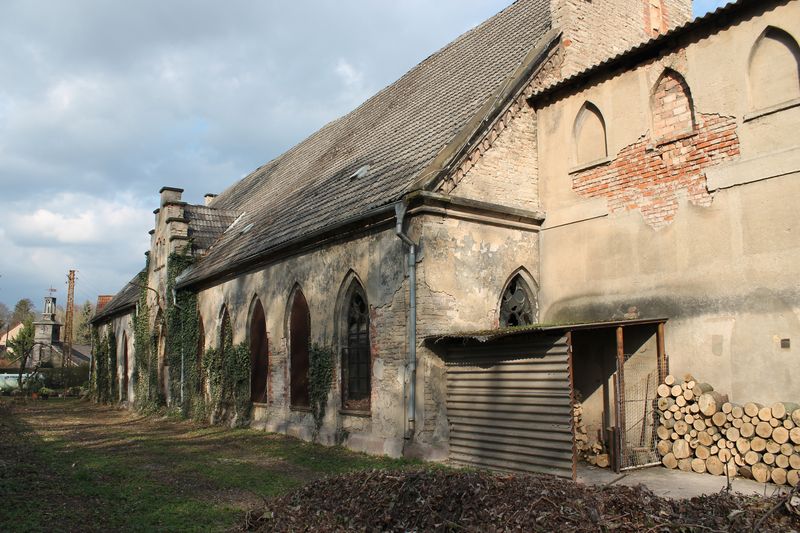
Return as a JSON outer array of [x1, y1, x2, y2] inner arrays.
[[572, 113, 739, 230], [652, 71, 694, 138]]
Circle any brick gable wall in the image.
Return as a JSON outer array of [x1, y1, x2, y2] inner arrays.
[[552, 0, 693, 77]]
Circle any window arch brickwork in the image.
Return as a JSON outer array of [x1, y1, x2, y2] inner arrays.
[[341, 281, 371, 412], [652, 69, 694, 138]]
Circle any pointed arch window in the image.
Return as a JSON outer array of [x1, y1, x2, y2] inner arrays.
[[499, 275, 536, 327], [748, 27, 800, 111], [120, 332, 129, 401], [249, 299, 269, 403], [574, 102, 608, 166], [289, 288, 310, 408], [341, 281, 371, 411], [652, 70, 695, 138]]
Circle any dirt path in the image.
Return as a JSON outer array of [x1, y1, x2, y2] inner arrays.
[[0, 398, 411, 532]]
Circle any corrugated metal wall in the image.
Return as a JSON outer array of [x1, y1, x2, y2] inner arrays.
[[444, 334, 574, 478]]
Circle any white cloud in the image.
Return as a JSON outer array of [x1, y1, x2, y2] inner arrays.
[[0, 0, 518, 306]]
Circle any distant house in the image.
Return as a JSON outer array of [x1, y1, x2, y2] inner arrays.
[[0, 324, 21, 368]]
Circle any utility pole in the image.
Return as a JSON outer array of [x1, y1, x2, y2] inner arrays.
[[62, 270, 75, 391]]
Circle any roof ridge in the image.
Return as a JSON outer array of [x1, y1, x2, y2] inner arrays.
[[176, 0, 554, 287]]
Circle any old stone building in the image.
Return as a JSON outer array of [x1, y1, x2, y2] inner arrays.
[[92, 0, 800, 478]]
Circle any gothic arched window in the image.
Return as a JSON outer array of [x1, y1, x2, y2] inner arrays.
[[249, 299, 269, 403], [341, 281, 371, 411], [499, 275, 536, 327], [749, 27, 800, 110], [652, 69, 695, 138], [574, 102, 608, 166], [289, 288, 310, 408]]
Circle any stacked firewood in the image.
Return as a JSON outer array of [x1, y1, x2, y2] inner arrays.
[[574, 401, 610, 468], [656, 374, 800, 486]]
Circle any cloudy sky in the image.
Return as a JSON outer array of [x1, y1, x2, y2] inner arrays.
[[0, 0, 728, 310]]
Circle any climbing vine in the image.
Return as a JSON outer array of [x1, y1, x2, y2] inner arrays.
[[90, 328, 116, 404], [133, 261, 162, 413], [203, 317, 251, 426], [309, 343, 335, 439], [164, 250, 203, 418]]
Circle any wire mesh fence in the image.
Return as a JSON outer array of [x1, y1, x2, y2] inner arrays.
[[618, 352, 661, 470]]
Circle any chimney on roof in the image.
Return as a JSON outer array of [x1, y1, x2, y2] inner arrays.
[[204, 193, 217, 206], [96, 295, 114, 312], [159, 186, 184, 206]]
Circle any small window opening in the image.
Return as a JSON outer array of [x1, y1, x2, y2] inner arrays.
[[499, 275, 535, 327]]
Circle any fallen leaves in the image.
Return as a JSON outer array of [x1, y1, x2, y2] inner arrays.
[[243, 468, 799, 532]]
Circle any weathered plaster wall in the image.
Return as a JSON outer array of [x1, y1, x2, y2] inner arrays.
[[95, 313, 136, 403], [414, 213, 541, 453], [111, 313, 135, 403], [536, 1, 800, 404], [194, 225, 410, 457]]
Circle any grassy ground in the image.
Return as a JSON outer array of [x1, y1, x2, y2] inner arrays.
[[0, 398, 415, 532]]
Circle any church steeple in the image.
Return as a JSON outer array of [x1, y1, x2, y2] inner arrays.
[[33, 293, 61, 365]]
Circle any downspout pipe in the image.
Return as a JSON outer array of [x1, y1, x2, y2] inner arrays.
[[394, 201, 417, 441]]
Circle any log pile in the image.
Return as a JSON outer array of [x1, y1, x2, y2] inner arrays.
[[657, 374, 800, 486], [574, 401, 610, 468]]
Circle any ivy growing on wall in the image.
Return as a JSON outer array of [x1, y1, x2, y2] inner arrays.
[[132, 260, 162, 413], [90, 328, 117, 404], [309, 343, 334, 439], [203, 317, 251, 427], [164, 250, 204, 419], [91, 327, 107, 402]]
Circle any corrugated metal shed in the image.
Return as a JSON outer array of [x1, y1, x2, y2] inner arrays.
[[438, 332, 575, 479]]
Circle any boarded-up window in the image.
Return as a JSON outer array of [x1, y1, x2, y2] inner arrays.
[[574, 102, 607, 166], [249, 299, 269, 403], [499, 275, 536, 327], [341, 281, 371, 411], [652, 70, 694, 138], [290, 289, 310, 408], [749, 27, 800, 110]]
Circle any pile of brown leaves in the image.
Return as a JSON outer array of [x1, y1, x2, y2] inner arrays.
[[243, 468, 799, 532]]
